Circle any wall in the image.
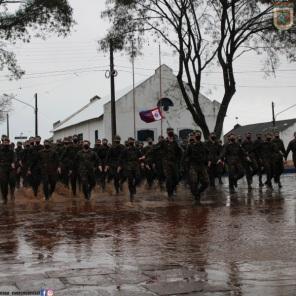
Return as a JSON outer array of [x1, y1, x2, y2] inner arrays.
[[53, 117, 104, 146], [104, 65, 220, 141]]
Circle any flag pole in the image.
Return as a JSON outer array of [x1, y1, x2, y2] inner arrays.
[[132, 41, 136, 139], [159, 44, 163, 137]]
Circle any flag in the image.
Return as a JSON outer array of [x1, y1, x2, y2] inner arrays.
[[139, 107, 164, 123]]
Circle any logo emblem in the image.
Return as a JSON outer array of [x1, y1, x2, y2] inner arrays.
[[273, 3, 294, 30], [152, 108, 162, 121]]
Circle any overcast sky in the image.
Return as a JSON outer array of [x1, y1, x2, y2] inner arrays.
[[1, 0, 296, 141]]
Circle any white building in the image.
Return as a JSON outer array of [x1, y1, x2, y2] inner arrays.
[[52, 65, 221, 144]]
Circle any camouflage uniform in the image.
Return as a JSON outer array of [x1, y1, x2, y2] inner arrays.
[[206, 139, 222, 187], [184, 140, 209, 201], [38, 144, 59, 200], [106, 140, 125, 194], [155, 138, 183, 198], [0, 144, 16, 203], [28, 143, 44, 196], [220, 140, 245, 193], [260, 139, 277, 188], [93, 142, 110, 191], [76, 147, 99, 200], [242, 138, 258, 188], [272, 137, 285, 187], [286, 138, 296, 168], [119, 142, 142, 201]]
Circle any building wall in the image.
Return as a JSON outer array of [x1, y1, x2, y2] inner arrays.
[[280, 122, 296, 161], [104, 65, 220, 141], [53, 118, 104, 146]]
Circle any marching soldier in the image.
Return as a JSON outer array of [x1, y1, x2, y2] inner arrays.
[[27, 137, 43, 196], [184, 131, 209, 204], [155, 128, 183, 199], [15, 141, 23, 188], [206, 133, 222, 188], [93, 139, 102, 187], [95, 138, 110, 192], [219, 133, 245, 194], [38, 140, 59, 200], [253, 133, 264, 187], [286, 132, 296, 168], [118, 137, 143, 201], [69, 135, 81, 195], [76, 140, 99, 200], [0, 138, 16, 204], [106, 135, 125, 194], [272, 131, 286, 188], [242, 132, 258, 190], [260, 133, 277, 189], [142, 138, 155, 188]]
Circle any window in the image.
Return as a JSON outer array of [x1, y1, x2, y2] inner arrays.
[[95, 130, 99, 141], [137, 129, 155, 141], [77, 133, 83, 141], [179, 129, 193, 140]]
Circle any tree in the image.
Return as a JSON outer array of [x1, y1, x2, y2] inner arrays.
[[0, 93, 12, 122], [0, 0, 74, 79], [101, 0, 296, 138]]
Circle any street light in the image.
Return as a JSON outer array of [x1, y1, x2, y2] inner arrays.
[[11, 93, 38, 137]]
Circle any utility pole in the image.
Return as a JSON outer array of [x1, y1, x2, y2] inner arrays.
[[6, 113, 9, 138], [159, 44, 163, 137], [272, 102, 275, 127], [132, 41, 136, 139], [110, 39, 117, 141], [35, 93, 38, 137]]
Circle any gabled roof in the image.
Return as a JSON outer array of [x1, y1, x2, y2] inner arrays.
[[52, 96, 104, 132], [225, 118, 296, 138]]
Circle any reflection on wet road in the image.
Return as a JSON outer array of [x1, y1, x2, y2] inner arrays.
[[0, 176, 296, 295]]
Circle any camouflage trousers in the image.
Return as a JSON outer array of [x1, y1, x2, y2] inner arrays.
[[189, 165, 209, 198]]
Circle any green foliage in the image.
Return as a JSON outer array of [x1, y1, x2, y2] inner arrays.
[[0, 0, 74, 79]]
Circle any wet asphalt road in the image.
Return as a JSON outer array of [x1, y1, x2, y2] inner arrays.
[[0, 175, 296, 295]]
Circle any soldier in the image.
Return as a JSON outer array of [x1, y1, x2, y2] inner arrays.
[[58, 138, 71, 187], [15, 141, 23, 188], [0, 138, 16, 204], [118, 137, 143, 201], [38, 140, 59, 200], [272, 131, 286, 188], [242, 132, 258, 190], [21, 141, 31, 187], [206, 132, 222, 188], [286, 132, 296, 168], [219, 133, 245, 194], [69, 135, 81, 195], [155, 128, 183, 199], [106, 135, 125, 194], [94, 138, 110, 192], [142, 138, 155, 188], [150, 136, 166, 190], [76, 140, 99, 200], [184, 131, 209, 204], [253, 133, 264, 187], [93, 139, 102, 187], [27, 137, 43, 196], [260, 133, 277, 189]]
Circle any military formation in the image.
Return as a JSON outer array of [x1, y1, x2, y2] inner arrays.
[[0, 128, 296, 205]]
